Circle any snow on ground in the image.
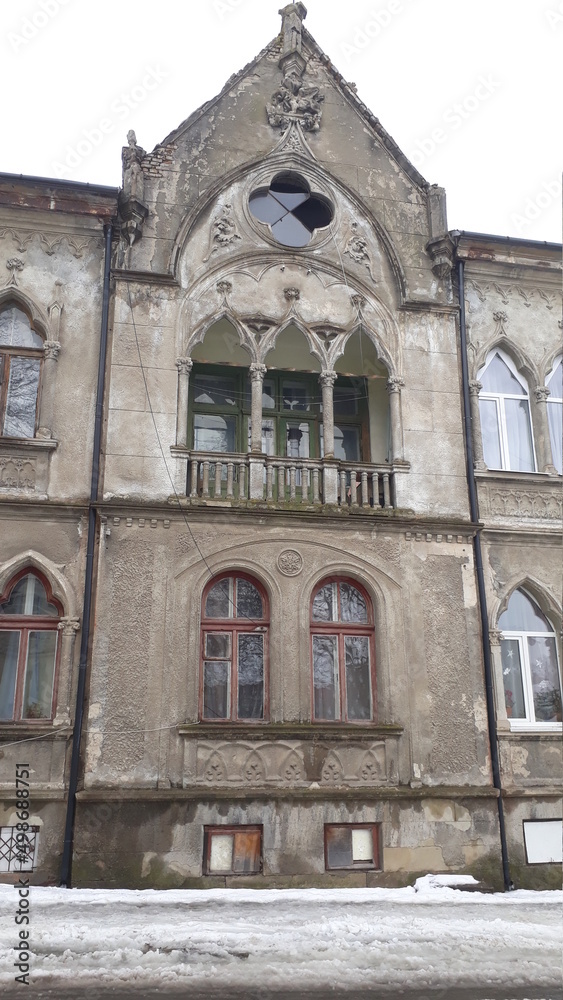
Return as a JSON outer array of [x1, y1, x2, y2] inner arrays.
[[0, 879, 561, 996]]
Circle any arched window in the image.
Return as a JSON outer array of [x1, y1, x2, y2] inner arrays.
[[546, 357, 562, 474], [499, 590, 561, 727], [311, 578, 375, 722], [200, 573, 268, 721], [0, 305, 44, 439], [478, 350, 535, 472], [0, 571, 62, 721]]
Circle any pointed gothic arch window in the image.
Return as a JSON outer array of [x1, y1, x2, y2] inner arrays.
[[0, 305, 44, 439], [546, 357, 562, 474], [478, 350, 535, 472], [0, 571, 62, 721], [499, 589, 561, 727]]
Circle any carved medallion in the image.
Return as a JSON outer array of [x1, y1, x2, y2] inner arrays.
[[277, 549, 303, 576]]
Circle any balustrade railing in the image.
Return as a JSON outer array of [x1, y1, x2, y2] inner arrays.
[[186, 452, 395, 509]]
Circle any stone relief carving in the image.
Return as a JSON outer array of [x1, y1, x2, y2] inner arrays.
[[195, 741, 390, 786], [482, 485, 563, 520], [0, 229, 95, 259], [0, 457, 36, 491], [277, 549, 304, 577], [466, 278, 559, 311], [5, 258, 24, 287], [267, 70, 324, 133], [203, 206, 241, 262], [343, 223, 377, 281]]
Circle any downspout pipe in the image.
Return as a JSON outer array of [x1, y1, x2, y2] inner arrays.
[[60, 221, 113, 887], [457, 257, 513, 892]]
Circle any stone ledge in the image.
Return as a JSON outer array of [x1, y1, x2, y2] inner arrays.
[[178, 723, 403, 742], [0, 787, 67, 801], [76, 785, 499, 803], [501, 786, 563, 798], [0, 724, 72, 742]]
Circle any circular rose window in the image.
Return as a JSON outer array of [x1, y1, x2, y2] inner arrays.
[[249, 172, 333, 248]]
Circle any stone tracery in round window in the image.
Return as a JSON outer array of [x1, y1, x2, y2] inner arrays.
[[249, 173, 334, 248]]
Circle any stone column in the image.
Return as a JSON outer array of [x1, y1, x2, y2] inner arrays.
[[249, 363, 267, 453], [468, 380, 486, 471], [319, 370, 338, 459], [386, 376, 405, 463], [488, 627, 510, 732], [37, 341, 61, 439], [533, 386, 557, 474], [53, 617, 81, 725], [175, 357, 193, 448]]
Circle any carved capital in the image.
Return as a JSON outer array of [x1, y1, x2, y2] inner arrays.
[[249, 363, 267, 383], [58, 617, 81, 637], [469, 380, 483, 397], [488, 627, 503, 646], [534, 385, 550, 403], [387, 376, 405, 394], [176, 357, 193, 376], [350, 293, 366, 312], [43, 340, 61, 361], [319, 370, 338, 388], [493, 311, 508, 324]]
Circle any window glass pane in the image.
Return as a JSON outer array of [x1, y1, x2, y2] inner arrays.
[[193, 414, 236, 453], [313, 634, 338, 719], [261, 380, 276, 410], [203, 661, 230, 720], [480, 355, 525, 395], [209, 833, 233, 872], [0, 575, 58, 617], [205, 579, 232, 619], [528, 637, 562, 723], [504, 398, 535, 472], [547, 400, 562, 474], [236, 579, 263, 620], [546, 360, 563, 398], [232, 830, 261, 873], [0, 631, 20, 720], [247, 417, 275, 455], [271, 214, 311, 248], [193, 376, 237, 407], [351, 828, 373, 862], [326, 827, 352, 868], [22, 631, 57, 719], [340, 584, 368, 623], [0, 307, 43, 348], [312, 583, 336, 622], [333, 425, 360, 462], [479, 398, 502, 469], [282, 381, 311, 412], [205, 632, 231, 659], [334, 384, 360, 417], [345, 636, 371, 721], [237, 633, 264, 720], [249, 192, 287, 225], [3, 357, 40, 438], [286, 422, 310, 459], [499, 591, 551, 633], [500, 639, 526, 720]]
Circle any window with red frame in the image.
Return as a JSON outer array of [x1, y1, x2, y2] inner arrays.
[[325, 824, 381, 871], [311, 578, 375, 722], [201, 574, 268, 721], [203, 825, 262, 875], [0, 572, 62, 721]]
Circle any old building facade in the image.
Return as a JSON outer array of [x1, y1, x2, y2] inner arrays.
[[1, 5, 561, 889]]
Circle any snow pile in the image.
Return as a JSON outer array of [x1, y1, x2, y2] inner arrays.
[[0, 880, 561, 994]]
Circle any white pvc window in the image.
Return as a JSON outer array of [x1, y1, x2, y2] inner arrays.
[[546, 357, 562, 474], [499, 590, 562, 730], [478, 350, 535, 472], [523, 820, 562, 864]]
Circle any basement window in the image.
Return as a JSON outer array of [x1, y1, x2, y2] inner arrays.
[[0, 826, 39, 872], [325, 824, 380, 871], [249, 173, 333, 247], [204, 826, 262, 875]]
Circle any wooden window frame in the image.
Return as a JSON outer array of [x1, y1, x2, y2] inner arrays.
[[203, 825, 263, 876], [200, 572, 269, 723], [324, 823, 381, 872], [0, 569, 62, 723], [310, 577, 376, 724]]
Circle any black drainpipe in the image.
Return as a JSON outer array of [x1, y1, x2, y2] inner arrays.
[[60, 221, 113, 887], [456, 256, 513, 891]]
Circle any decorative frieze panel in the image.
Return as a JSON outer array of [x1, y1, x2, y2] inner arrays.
[[479, 482, 563, 521], [193, 739, 393, 788], [0, 456, 36, 491], [466, 278, 559, 312]]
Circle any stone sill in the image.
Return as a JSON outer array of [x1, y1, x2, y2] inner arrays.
[[178, 723, 404, 742], [0, 437, 58, 452], [500, 727, 562, 739], [0, 723, 72, 741], [76, 785, 498, 803], [0, 787, 67, 800], [501, 786, 563, 798], [475, 469, 561, 485]]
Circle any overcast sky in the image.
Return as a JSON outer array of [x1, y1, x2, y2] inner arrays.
[[2, 0, 561, 242]]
